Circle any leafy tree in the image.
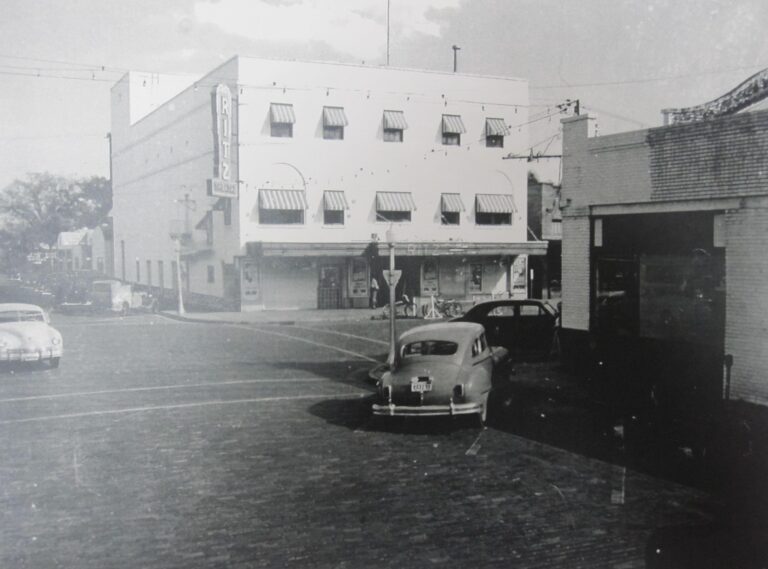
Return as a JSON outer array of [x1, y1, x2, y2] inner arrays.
[[0, 173, 112, 269]]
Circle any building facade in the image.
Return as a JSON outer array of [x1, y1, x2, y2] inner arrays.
[[110, 56, 545, 311], [527, 177, 562, 300], [560, 88, 768, 405]]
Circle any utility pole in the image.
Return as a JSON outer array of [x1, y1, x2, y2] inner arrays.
[[172, 193, 196, 315], [452, 45, 461, 73]]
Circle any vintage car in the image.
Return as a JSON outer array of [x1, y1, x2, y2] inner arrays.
[[0, 303, 63, 367], [372, 322, 508, 424], [452, 299, 559, 359]]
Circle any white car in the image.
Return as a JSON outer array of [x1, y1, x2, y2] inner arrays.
[[0, 303, 63, 367]]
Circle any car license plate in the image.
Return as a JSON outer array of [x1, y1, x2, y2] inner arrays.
[[411, 380, 432, 393]]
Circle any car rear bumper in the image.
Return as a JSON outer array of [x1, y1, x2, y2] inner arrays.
[[372, 401, 483, 417], [0, 348, 62, 362]]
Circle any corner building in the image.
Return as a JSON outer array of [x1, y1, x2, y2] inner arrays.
[[110, 56, 544, 311]]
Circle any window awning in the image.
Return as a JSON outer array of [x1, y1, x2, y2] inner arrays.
[[383, 110, 408, 130], [442, 114, 466, 134], [441, 193, 465, 212], [270, 103, 295, 124], [259, 189, 308, 211], [323, 191, 349, 211], [486, 118, 511, 136], [323, 106, 349, 127], [376, 192, 417, 212], [476, 193, 516, 214]]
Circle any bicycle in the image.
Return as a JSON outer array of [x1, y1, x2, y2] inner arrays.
[[422, 295, 463, 319]]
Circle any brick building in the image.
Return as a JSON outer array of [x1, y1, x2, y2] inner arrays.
[[560, 78, 768, 406], [110, 56, 545, 311]]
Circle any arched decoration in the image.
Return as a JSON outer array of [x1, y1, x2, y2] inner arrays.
[[662, 67, 768, 125]]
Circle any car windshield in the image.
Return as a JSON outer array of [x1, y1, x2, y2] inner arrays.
[[403, 340, 458, 356], [0, 310, 45, 323]]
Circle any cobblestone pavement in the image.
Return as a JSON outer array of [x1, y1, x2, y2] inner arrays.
[[0, 314, 714, 568]]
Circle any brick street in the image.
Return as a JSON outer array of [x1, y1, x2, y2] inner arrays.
[[0, 314, 714, 568]]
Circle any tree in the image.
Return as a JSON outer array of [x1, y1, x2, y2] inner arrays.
[[0, 173, 112, 269]]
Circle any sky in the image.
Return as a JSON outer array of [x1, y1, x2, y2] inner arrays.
[[1, 0, 767, 188]]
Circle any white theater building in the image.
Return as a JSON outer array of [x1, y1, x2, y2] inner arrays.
[[110, 56, 545, 311]]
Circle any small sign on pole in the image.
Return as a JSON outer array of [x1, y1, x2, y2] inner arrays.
[[383, 270, 402, 287]]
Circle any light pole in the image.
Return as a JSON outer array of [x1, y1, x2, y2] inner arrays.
[[174, 238, 185, 315], [386, 225, 397, 367], [172, 192, 196, 316]]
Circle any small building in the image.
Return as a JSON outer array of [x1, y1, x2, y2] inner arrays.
[[56, 229, 91, 272], [527, 175, 562, 300], [560, 69, 768, 406], [110, 56, 546, 311]]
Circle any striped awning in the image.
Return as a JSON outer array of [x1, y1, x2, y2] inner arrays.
[[441, 193, 465, 212], [383, 110, 408, 130], [259, 189, 308, 211], [442, 114, 466, 134], [486, 118, 511, 136], [323, 106, 349, 127], [323, 191, 349, 211], [376, 192, 417, 212], [270, 103, 296, 124], [475, 193, 516, 214]]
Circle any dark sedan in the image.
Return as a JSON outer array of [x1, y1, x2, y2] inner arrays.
[[452, 299, 559, 359]]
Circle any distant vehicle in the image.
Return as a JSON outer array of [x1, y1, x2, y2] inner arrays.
[[452, 299, 559, 359], [0, 303, 62, 368], [372, 322, 508, 425], [90, 280, 157, 315]]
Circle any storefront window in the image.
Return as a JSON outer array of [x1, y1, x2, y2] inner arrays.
[[469, 264, 483, 292]]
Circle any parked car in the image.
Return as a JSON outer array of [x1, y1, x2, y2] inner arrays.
[[452, 299, 559, 359], [0, 303, 63, 368], [372, 322, 508, 425]]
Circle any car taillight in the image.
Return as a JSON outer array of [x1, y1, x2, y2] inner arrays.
[[453, 384, 465, 398]]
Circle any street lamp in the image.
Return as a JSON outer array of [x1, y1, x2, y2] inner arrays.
[[385, 225, 396, 366]]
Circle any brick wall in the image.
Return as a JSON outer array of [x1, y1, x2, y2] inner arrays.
[[649, 109, 768, 201], [561, 215, 591, 331], [725, 207, 768, 405]]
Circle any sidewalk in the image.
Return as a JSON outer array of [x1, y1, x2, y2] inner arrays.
[[161, 306, 392, 325]]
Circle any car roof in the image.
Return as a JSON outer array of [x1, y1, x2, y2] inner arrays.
[[398, 322, 484, 344], [466, 298, 556, 312], [0, 303, 44, 312]]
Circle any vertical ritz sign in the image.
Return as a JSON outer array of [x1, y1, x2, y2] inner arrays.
[[208, 83, 238, 198]]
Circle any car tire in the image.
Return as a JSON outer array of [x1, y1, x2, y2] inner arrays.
[[49, 357, 60, 369]]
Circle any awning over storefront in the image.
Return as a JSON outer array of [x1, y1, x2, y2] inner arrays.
[[270, 103, 296, 124], [323, 106, 349, 127], [246, 240, 548, 258], [441, 193, 465, 212], [376, 191, 417, 211], [486, 118, 511, 136], [323, 191, 349, 211], [476, 193, 516, 213], [442, 114, 466, 134], [383, 110, 408, 130], [259, 189, 308, 210]]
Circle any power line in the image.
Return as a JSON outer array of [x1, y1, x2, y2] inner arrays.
[[532, 63, 766, 90]]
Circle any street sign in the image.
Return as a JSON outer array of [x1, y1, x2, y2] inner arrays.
[[383, 270, 402, 287]]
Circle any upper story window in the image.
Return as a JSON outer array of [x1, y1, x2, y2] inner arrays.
[[323, 191, 349, 225], [323, 106, 348, 140], [441, 193, 464, 225], [442, 114, 466, 146], [259, 189, 307, 225], [475, 193, 515, 225], [383, 110, 407, 142], [485, 118, 510, 148], [376, 192, 416, 223], [270, 103, 295, 138]]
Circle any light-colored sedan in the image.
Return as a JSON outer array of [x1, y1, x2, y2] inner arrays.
[[0, 303, 63, 368], [372, 322, 508, 425]]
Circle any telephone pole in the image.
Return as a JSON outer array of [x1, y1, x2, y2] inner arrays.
[[452, 45, 461, 72]]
